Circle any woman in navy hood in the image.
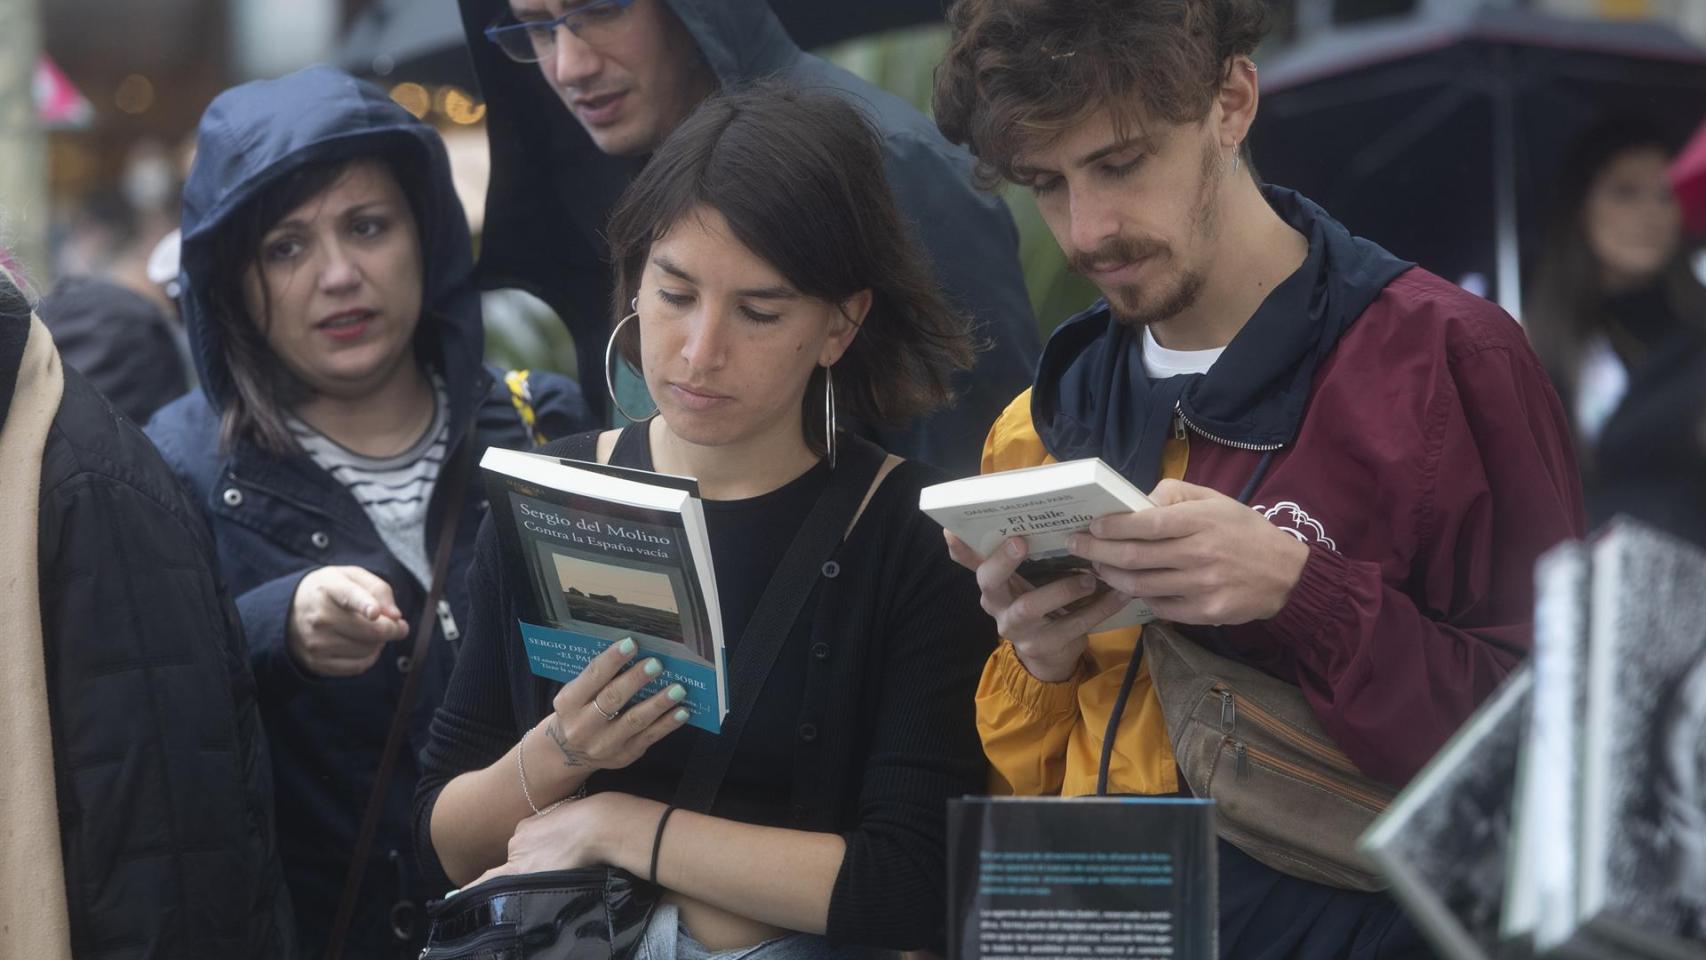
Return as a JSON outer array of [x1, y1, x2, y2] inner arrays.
[[146, 65, 589, 958]]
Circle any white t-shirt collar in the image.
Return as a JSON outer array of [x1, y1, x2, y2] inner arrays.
[[1141, 326, 1225, 379]]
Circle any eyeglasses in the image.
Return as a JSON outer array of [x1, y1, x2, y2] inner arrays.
[[484, 0, 638, 63]]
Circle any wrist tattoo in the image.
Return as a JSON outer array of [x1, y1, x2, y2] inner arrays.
[[546, 716, 593, 768]]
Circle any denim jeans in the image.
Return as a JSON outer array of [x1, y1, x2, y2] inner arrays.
[[636, 903, 893, 960]]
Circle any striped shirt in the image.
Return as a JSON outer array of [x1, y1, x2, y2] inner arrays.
[[290, 376, 450, 588]]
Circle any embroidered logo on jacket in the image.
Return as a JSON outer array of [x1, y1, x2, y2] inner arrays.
[[1254, 501, 1337, 551]]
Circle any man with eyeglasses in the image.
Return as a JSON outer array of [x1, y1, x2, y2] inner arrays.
[[457, 0, 1040, 476]]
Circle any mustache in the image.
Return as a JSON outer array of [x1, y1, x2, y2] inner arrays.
[[1067, 237, 1169, 276]]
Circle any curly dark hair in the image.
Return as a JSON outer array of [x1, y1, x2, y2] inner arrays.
[[605, 80, 976, 457], [933, 0, 1272, 187]]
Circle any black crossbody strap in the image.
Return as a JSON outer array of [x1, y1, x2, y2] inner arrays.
[[672, 435, 887, 812], [327, 434, 476, 960], [556, 428, 600, 462]]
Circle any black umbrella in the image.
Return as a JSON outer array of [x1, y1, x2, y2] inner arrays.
[[1249, 8, 1706, 318], [338, 0, 474, 86], [337, 0, 949, 87]]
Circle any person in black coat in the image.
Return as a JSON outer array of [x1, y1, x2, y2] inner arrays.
[[145, 66, 592, 958], [2, 260, 295, 957]]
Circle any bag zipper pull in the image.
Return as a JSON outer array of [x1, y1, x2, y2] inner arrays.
[[1219, 689, 1236, 735], [1234, 740, 1249, 781], [1173, 412, 1188, 441], [436, 599, 460, 642]]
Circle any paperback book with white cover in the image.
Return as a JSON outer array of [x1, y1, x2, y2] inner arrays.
[[919, 458, 1157, 631]]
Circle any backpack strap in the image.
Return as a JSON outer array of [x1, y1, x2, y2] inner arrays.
[[673, 435, 890, 812], [504, 369, 548, 446]]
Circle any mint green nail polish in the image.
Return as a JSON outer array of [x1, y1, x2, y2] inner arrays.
[[643, 658, 662, 677], [667, 684, 686, 702], [673, 708, 690, 723], [617, 638, 636, 655]]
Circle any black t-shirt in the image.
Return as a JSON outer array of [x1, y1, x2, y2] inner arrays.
[[589, 427, 832, 825]]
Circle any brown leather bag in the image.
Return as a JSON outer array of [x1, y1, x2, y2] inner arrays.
[[1143, 623, 1396, 891]]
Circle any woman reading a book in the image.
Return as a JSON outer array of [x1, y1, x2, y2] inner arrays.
[[144, 66, 589, 957], [416, 81, 995, 958]]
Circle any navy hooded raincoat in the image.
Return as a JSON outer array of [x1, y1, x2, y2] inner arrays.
[[146, 66, 590, 958], [457, 0, 1040, 476]]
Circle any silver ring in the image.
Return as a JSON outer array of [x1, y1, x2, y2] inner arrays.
[[592, 698, 622, 722]]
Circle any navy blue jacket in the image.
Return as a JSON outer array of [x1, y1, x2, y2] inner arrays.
[[457, 0, 1039, 476], [146, 66, 590, 959]]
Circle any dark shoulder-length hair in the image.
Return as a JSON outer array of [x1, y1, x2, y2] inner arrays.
[[604, 80, 978, 457], [206, 150, 428, 456], [1527, 115, 1706, 399]]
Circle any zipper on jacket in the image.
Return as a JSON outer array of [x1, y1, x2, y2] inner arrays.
[[1212, 683, 1361, 776], [1239, 742, 1390, 812], [1173, 401, 1284, 452], [436, 599, 461, 642]]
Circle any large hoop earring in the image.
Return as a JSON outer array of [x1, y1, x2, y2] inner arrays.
[[605, 298, 657, 423], [823, 364, 838, 469]]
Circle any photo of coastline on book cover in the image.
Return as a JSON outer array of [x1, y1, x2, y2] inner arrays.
[[481, 447, 728, 733]]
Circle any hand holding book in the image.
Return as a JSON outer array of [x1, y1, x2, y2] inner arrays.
[[943, 531, 1130, 682], [1071, 478, 1309, 626], [540, 636, 691, 775], [927, 462, 1311, 673]]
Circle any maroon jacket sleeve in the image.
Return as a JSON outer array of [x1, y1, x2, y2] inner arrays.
[[1261, 335, 1585, 786]]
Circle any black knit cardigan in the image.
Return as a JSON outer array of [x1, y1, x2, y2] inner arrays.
[[413, 449, 995, 952]]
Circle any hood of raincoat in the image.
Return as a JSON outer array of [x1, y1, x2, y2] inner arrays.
[[178, 64, 485, 427]]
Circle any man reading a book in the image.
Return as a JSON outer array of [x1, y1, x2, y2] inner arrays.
[[932, 0, 1585, 954]]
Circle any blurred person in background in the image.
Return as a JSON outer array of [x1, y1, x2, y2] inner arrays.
[[37, 140, 194, 426], [1528, 115, 1706, 544], [36, 274, 191, 424], [457, 0, 1039, 476], [145, 65, 590, 958], [0, 256, 295, 958]]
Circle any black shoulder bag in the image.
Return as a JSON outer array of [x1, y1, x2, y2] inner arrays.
[[418, 431, 890, 960]]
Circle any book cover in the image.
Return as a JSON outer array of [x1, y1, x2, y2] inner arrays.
[[1504, 542, 1590, 954], [1359, 668, 1533, 960], [947, 796, 1217, 960], [920, 459, 1157, 632], [481, 446, 728, 733], [1578, 520, 1706, 959]]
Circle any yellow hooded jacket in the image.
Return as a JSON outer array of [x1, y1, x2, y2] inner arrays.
[[974, 389, 1188, 798]]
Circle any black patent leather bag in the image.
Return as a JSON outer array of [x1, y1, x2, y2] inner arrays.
[[420, 869, 656, 960]]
